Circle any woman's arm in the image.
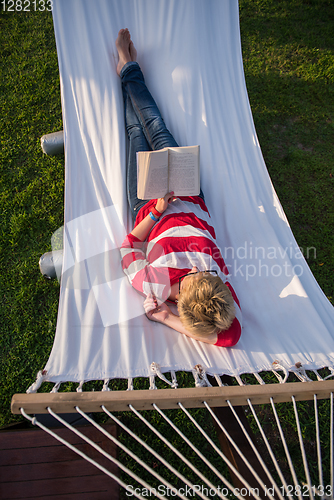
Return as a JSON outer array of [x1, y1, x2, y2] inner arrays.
[[131, 191, 175, 241], [144, 295, 217, 345], [130, 211, 157, 241], [164, 311, 218, 344]]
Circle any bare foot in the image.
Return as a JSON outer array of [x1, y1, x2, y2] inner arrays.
[[116, 28, 132, 75], [129, 40, 137, 62]]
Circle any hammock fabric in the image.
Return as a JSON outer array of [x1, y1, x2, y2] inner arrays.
[[36, 0, 334, 388]]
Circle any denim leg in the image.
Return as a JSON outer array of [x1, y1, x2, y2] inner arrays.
[[123, 91, 151, 221], [120, 62, 179, 151], [121, 62, 205, 216]]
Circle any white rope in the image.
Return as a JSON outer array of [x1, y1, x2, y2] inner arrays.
[[201, 371, 212, 387], [149, 375, 157, 390], [20, 408, 146, 500], [235, 375, 246, 386], [253, 372, 266, 385], [150, 363, 177, 388], [270, 397, 300, 497], [50, 382, 61, 393], [271, 361, 289, 383], [191, 368, 204, 387], [24, 365, 334, 391], [204, 401, 277, 499], [293, 364, 313, 383], [129, 404, 213, 500], [153, 402, 246, 500], [177, 402, 263, 500], [314, 394, 324, 499], [26, 370, 47, 393], [246, 398, 287, 500], [214, 374, 225, 386], [313, 370, 324, 381], [75, 406, 188, 500], [291, 396, 315, 500], [101, 405, 211, 500], [226, 400, 278, 500], [170, 371, 178, 388], [102, 378, 111, 391], [76, 381, 84, 392], [127, 377, 134, 391], [192, 365, 211, 387], [46, 406, 167, 499]]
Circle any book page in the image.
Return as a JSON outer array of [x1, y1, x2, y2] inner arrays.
[[168, 145, 200, 196], [137, 149, 169, 199]]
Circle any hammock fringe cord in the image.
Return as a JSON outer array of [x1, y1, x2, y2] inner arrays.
[[25, 363, 334, 394]]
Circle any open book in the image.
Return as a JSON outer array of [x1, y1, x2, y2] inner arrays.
[[137, 145, 200, 199]]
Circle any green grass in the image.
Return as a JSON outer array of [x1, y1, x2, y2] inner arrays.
[[239, 0, 334, 300], [0, 9, 63, 424], [0, 1, 333, 494]]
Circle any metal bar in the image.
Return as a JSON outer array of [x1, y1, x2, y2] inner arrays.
[[291, 396, 315, 500]]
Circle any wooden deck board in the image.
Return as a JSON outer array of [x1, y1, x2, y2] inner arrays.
[[0, 423, 119, 500]]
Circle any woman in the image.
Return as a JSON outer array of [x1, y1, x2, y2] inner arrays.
[[117, 29, 242, 346]]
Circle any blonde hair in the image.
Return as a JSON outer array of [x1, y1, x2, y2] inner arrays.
[[177, 274, 235, 337]]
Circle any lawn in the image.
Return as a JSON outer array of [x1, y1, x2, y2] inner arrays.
[[0, 0, 333, 494]]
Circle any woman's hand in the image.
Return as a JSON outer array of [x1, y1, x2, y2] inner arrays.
[[155, 191, 175, 214], [144, 294, 171, 323], [131, 191, 176, 241], [144, 294, 218, 344]]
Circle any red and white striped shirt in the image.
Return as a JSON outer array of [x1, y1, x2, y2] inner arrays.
[[120, 196, 242, 346]]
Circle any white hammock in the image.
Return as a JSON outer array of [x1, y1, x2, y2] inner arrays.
[[14, 2, 334, 496], [25, 0, 334, 391]]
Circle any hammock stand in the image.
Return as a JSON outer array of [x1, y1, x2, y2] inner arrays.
[[11, 373, 334, 499]]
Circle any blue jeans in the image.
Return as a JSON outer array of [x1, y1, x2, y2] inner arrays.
[[121, 62, 204, 222]]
